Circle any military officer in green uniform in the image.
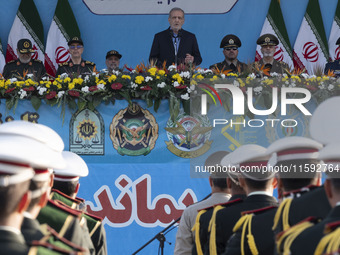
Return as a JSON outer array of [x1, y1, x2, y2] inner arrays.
[[209, 34, 247, 73], [256, 33, 289, 74], [56, 37, 96, 77], [2, 38, 46, 81], [324, 37, 340, 77]]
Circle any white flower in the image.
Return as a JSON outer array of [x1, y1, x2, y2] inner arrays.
[[180, 71, 190, 78], [285, 81, 290, 85], [181, 93, 190, 100], [9, 78, 17, 83], [84, 75, 89, 82], [319, 84, 325, 90], [168, 65, 177, 71], [204, 69, 213, 74], [271, 72, 279, 77], [60, 73, 68, 79], [81, 86, 89, 93], [328, 84, 334, 90], [173, 81, 180, 87], [262, 76, 268, 80], [131, 70, 136, 74], [190, 85, 196, 91], [196, 68, 204, 73], [254, 86, 263, 94], [97, 83, 105, 90], [310, 75, 317, 79], [26, 74, 34, 79], [101, 69, 109, 74], [130, 82, 138, 89], [221, 74, 226, 79], [58, 91, 65, 98], [283, 73, 288, 78], [38, 87, 47, 95], [157, 82, 166, 88], [301, 73, 309, 79], [18, 89, 27, 99], [249, 73, 256, 79], [145, 76, 153, 82], [233, 80, 240, 87]]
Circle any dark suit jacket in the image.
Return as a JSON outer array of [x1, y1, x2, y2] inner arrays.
[[21, 216, 44, 243], [0, 229, 29, 255], [149, 28, 202, 67]]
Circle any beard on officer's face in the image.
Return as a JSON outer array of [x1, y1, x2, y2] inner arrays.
[[18, 52, 32, 64]]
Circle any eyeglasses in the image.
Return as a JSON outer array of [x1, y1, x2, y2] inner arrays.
[[224, 47, 238, 51], [69, 45, 83, 49]]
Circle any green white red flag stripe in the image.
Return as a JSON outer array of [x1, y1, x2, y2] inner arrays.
[[328, 0, 340, 61], [293, 0, 329, 74], [255, 0, 293, 69], [6, 0, 44, 63], [44, 0, 80, 76]]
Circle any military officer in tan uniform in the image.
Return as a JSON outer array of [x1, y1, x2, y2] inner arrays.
[[256, 33, 289, 74], [3, 38, 46, 81], [56, 37, 96, 77]]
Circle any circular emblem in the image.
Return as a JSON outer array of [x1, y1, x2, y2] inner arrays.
[[335, 46, 340, 60], [265, 37, 270, 43], [23, 41, 30, 48], [302, 42, 319, 62], [31, 45, 38, 60], [274, 46, 284, 62], [229, 39, 234, 45], [55, 46, 71, 64], [165, 111, 212, 158], [77, 120, 97, 140]]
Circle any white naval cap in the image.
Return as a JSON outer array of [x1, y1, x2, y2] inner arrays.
[[0, 121, 65, 170], [229, 144, 273, 180], [318, 143, 340, 178], [310, 97, 340, 145], [221, 151, 241, 185], [53, 151, 89, 182], [266, 136, 322, 163]]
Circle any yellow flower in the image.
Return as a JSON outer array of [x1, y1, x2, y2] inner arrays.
[[0, 80, 4, 88], [64, 77, 71, 83], [135, 76, 145, 84], [196, 74, 204, 80], [98, 80, 106, 85], [210, 75, 219, 81], [148, 67, 157, 76], [237, 78, 245, 87], [158, 70, 165, 75], [122, 75, 131, 80], [156, 76, 160, 80], [68, 83, 75, 90], [227, 73, 238, 77], [73, 78, 84, 85], [190, 80, 197, 85], [108, 75, 117, 83]]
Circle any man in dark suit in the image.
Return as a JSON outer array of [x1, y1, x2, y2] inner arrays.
[[324, 37, 340, 77], [149, 7, 202, 67]]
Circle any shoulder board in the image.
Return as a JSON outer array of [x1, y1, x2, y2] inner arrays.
[[324, 220, 340, 233], [50, 189, 82, 208], [62, 62, 69, 66], [47, 199, 82, 217], [241, 205, 278, 216], [283, 185, 318, 197], [217, 197, 243, 207], [85, 61, 95, 65], [7, 60, 16, 64], [84, 211, 103, 222], [33, 59, 42, 63]]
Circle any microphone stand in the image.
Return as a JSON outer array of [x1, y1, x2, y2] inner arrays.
[[132, 193, 211, 255]]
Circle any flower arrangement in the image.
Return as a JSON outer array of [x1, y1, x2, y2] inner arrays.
[[0, 63, 339, 121]]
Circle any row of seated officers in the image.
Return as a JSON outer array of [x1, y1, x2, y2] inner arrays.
[[0, 120, 107, 254], [174, 96, 340, 255]]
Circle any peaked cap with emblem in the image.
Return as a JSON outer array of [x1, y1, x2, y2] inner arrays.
[[257, 33, 279, 46], [310, 97, 340, 145], [106, 50, 122, 59], [220, 34, 242, 48], [17, 38, 35, 53], [68, 36, 83, 46]]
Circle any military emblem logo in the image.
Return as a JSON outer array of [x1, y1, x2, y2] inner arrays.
[[165, 111, 212, 158], [109, 103, 158, 156], [70, 109, 104, 155], [265, 37, 270, 43], [229, 39, 234, 45]]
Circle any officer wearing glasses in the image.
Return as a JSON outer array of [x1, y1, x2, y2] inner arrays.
[[209, 34, 246, 73], [56, 37, 96, 77]]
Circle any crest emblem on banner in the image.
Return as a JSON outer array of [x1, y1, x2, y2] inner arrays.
[[109, 103, 158, 156], [70, 108, 104, 155], [165, 111, 212, 158]]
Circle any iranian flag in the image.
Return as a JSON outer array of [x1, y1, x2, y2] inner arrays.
[[293, 0, 329, 74], [6, 0, 44, 62], [0, 39, 6, 73], [255, 0, 293, 69], [45, 0, 80, 76], [328, 0, 340, 61]]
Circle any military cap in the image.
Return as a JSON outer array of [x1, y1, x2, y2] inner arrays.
[[220, 34, 242, 48], [221, 151, 241, 185], [68, 36, 83, 46], [230, 144, 273, 180], [205, 150, 228, 177], [336, 37, 340, 45], [54, 151, 89, 181], [318, 143, 340, 178], [257, 33, 279, 46], [106, 50, 122, 59], [17, 38, 35, 54], [310, 97, 340, 145]]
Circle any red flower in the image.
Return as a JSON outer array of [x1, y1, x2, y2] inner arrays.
[[176, 85, 187, 89], [45, 91, 57, 99], [68, 90, 80, 97], [111, 83, 123, 90], [140, 85, 152, 91], [5, 87, 16, 94], [23, 86, 35, 92], [89, 86, 98, 92]]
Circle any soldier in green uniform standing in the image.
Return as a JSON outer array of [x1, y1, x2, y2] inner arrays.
[[256, 33, 290, 74], [2, 38, 46, 81], [56, 37, 96, 77]]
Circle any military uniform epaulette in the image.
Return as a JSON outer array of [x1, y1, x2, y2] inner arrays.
[[7, 60, 16, 64], [241, 205, 277, 216], [50, 189, 82, 209], [32, 59, 42, 63], [283, 185, 318, 198], [324, 221, 340, 234], [85, 61, 95, 65], [218, 197, 243, 207]]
